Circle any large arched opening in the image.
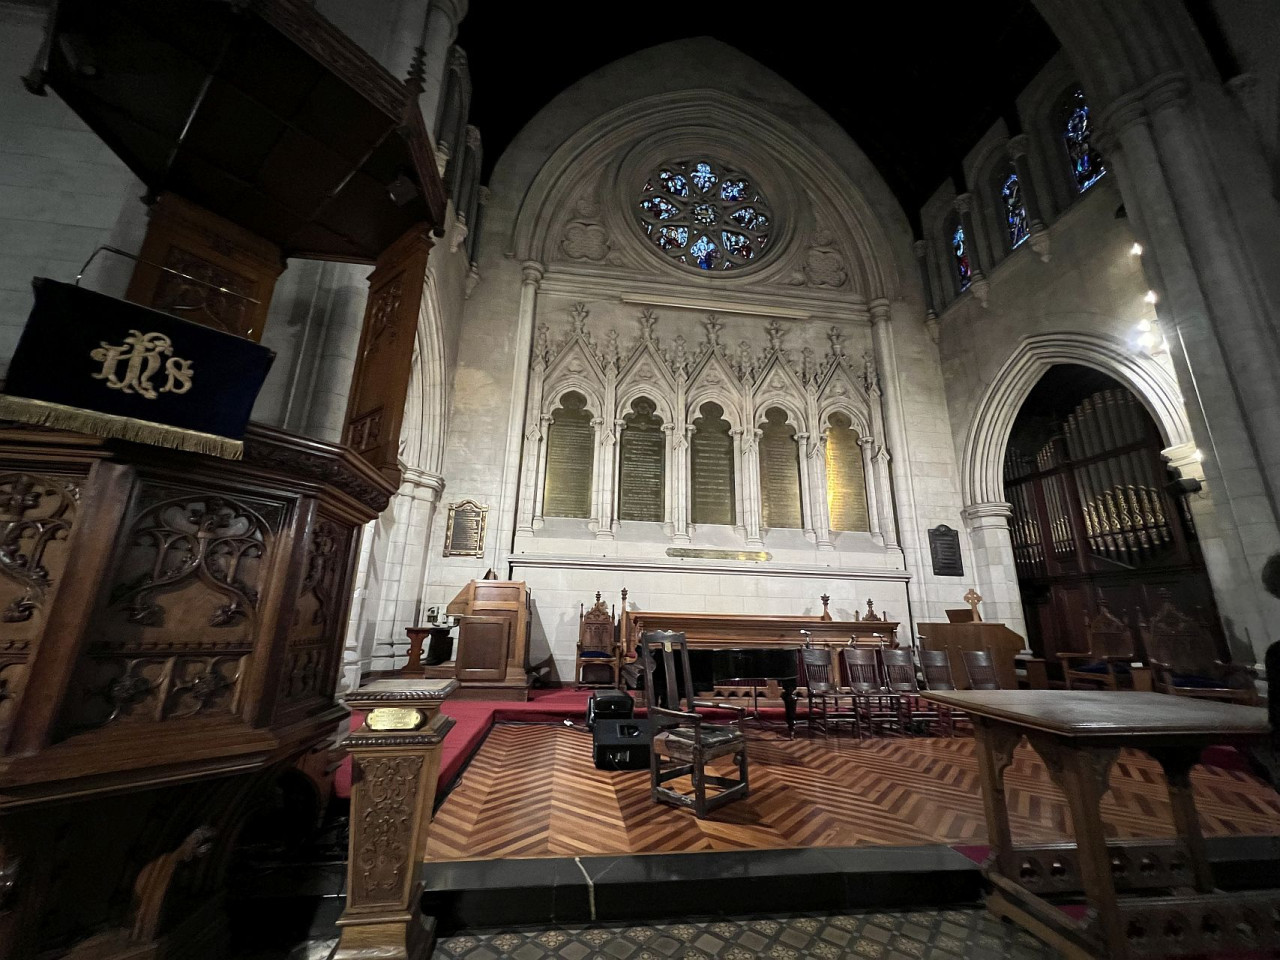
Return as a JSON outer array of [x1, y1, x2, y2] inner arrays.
[[1003, 363, 1224, 667]]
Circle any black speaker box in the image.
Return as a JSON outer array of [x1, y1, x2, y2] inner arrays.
[[585, 689, 634, 729], [591, 718, 649, 770]]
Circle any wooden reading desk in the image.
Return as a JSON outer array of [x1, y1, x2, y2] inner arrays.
[[921, 690, 1278, 959]]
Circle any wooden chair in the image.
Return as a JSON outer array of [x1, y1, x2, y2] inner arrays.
[[640, 630, 749, 818], [881, 648, 945, 736], [1141, 598, 1257, 705], [919, 649, 963, 734], [840, 646, 898, 736], [801, 647, 859, 738], [1059, 599, 1136, 690], [576, 592, 621, 688], [961, 649, 1001, 690]]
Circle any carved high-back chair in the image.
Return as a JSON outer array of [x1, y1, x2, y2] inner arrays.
[[576, 592, 621, 688], [841, 646, 897, 736], [961, 649, 1001, 690], [1141, 597, 1257, 704], [640, 631, 749, 818], [1059, 599, 1136, 690], [881, 648, 944, 736], [801, 647, 859, 738]]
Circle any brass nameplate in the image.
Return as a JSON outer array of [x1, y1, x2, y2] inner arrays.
[[443, 499, 487, 557], [366, 707, 426, 731], [666, 548, 771, 562], [543, 393, 595, 518]]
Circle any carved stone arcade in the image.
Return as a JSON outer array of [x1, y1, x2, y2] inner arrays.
[[518, 305, 897, 549]]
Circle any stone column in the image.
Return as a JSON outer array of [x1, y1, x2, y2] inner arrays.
[[742, 428, 765, 547], [531, 414, 552, 529], [433, 47, 467, 172], [672, 424, 693, 541], [730, 427, 746, 539], [589, 416, 610, 537], [810, 433, 835, 551], [415, 0, 468, 142], [335, 678, 457, 960], [953, 193, 990, 306], [400, 467, 446, 629], [662, 422, 680, 538], [859, 436, 883, 544], [961, 501, 1029, 645], [912, 239, 940, 344], [489, 261, 542, 570], [1007, 133, 1051, 262], [796, 432, 816, 541], [1097, 81, 1280, 664]]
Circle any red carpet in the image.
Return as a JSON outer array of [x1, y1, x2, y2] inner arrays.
[[333, 687, 795, 798]]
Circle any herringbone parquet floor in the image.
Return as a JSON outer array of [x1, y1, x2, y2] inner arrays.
[[424, 724, 1280, 861]]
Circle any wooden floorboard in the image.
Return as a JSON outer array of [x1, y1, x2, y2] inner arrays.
[[424, 724, 1280, 861]]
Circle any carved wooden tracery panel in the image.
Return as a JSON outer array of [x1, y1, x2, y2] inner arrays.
[[63, 485, 282, 731], [0, 472, 80, 739], [281, 517, 350, 705], [353, 755, 423, 905]]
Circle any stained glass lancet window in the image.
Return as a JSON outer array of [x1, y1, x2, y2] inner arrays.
[[1062, 87, 1106, 192], [637, 159, 773, 272], [1002, 172, 1030, 249], [952, 223, 972, 291]]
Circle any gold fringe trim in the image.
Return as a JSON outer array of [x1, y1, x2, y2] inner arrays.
[[0, 395, 243, 460]]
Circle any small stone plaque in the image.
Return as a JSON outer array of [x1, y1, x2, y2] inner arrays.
[[443, 499, 487, 557], [929, 524, 964, 577]]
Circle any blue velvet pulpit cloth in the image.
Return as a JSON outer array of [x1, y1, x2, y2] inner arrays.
[[0, 278, 275, 459]]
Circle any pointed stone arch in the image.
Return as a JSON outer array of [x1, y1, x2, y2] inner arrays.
[[961, 331, 1193, 508]]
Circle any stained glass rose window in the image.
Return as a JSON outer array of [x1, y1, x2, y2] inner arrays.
[[636, 159, 773, 272]]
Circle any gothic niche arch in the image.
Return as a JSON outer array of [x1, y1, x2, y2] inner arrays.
[[1002, 364, 1222, 667], [616, 397, 665, 523], [542, 391, 595, 520]]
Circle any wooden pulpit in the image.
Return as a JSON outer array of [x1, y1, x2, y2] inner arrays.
[[444, 579, 531, 700]]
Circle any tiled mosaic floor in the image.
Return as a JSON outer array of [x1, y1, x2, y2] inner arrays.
[[429, 908, 1059, 960]]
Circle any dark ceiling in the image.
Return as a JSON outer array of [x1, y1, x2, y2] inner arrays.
[[458, 1, 1060, 232]]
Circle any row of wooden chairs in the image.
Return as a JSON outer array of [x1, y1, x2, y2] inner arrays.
[[801, 647, 1000, 738]]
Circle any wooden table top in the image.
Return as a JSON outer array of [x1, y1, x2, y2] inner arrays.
[[921, 690, 1270, 740]]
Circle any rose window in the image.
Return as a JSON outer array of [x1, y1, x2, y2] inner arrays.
[[636, 159, 773, 272]]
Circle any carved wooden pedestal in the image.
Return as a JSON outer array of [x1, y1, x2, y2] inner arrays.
[[336, 679, 456, 960]]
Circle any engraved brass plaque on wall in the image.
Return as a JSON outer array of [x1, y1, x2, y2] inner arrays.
[[617, 398, 664, 522], [825, 413, 870, 532], [690, 402, 735, 526], [759, 407, 802, 529], [443, 499, 487, 557], [928, 524, 964, 576], [666, 548, 770, 562], [543, 391, 594, 518]]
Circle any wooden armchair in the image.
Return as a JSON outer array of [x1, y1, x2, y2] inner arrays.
[[801, 647, 859, 738], [962, 649, 1002, 690], [841, 646, 898, 736], [882, 648, 945, 736], [640, 631, 749, 818], [576, 592, 621, 688], [1059, 599, 1136, 690], [1141, 598, 1257, 705]]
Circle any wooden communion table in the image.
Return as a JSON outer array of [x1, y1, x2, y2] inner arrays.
[[922, 690, 1279, 960]]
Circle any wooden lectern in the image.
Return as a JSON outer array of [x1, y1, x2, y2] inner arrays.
[[443, 579, 532, 700]]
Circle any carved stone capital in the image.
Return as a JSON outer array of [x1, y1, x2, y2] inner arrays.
[[912, 239, 928, 260], [521, 260, 545, 286], [868, 298, 892, 326], [962, 500, 1014, 526], [953, 192, 975, 215]]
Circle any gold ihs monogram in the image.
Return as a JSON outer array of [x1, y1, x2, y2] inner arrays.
[[90, 330, 194, 400]]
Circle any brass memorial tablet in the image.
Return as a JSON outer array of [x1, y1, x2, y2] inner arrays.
[[759, 406, 802, 529], [543, 391, 595, 518], [690, 401, 735, 526], [826, 412, 870, 532], [617, 397, 664, 522], [443, 499, 487, 556]]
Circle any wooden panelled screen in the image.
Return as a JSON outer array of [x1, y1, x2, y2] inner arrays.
[[1002, 366, 1224, 665]]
